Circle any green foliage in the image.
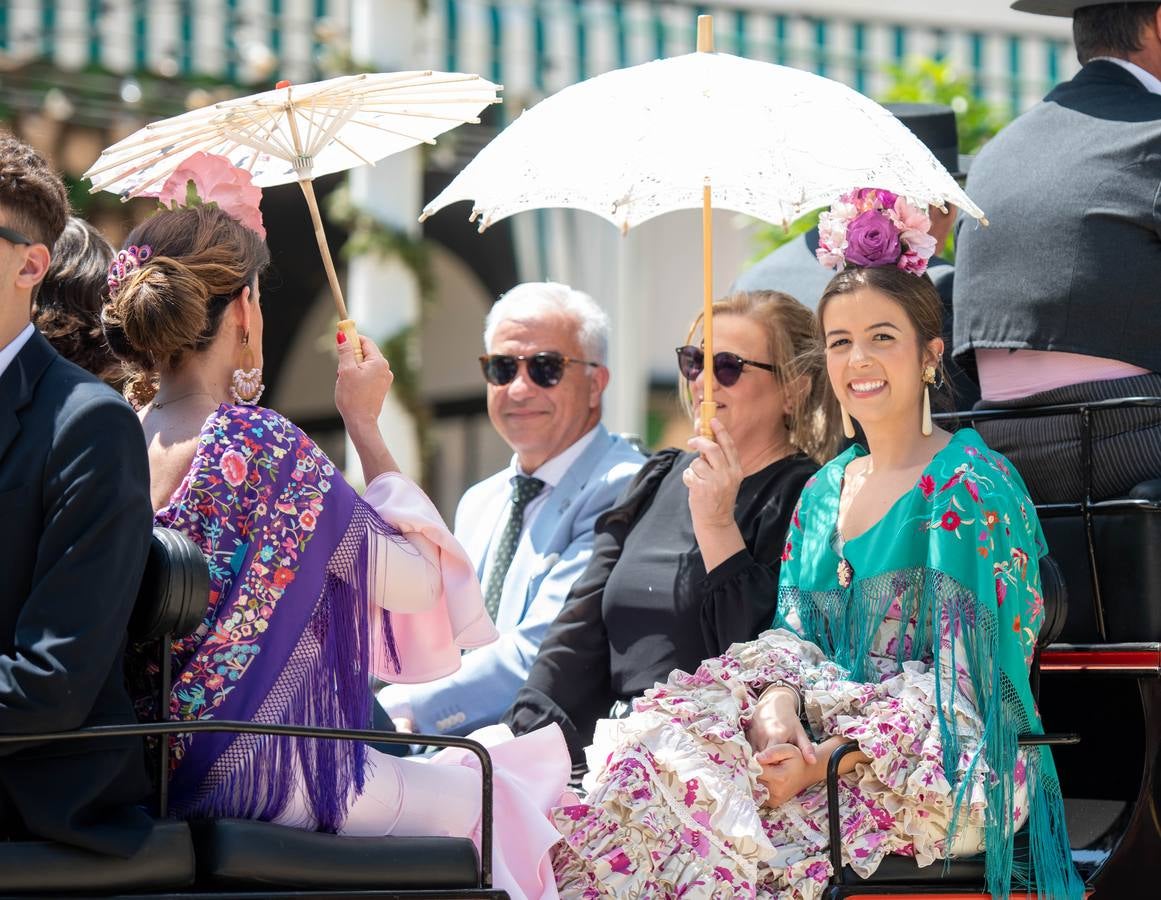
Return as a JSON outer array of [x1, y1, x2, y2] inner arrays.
[[326, 184, 436, 466], [62, 173, 137, 221], [747, 57, 1012, 265], [379, 325, 424, 416], [326, 183, 436, 303], [747, 208, 821, 262], [879, 57, 1007, 155]]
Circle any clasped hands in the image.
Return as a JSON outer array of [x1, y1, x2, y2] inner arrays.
[[747, 686, 825, 808]]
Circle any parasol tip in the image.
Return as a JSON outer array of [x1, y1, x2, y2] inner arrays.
[[697, 15, 714, 53], [418, 210, 431, 223], [276, 80, 292, 89]]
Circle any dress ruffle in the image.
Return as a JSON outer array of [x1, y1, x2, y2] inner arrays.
[[552, 629, 1027, 900]]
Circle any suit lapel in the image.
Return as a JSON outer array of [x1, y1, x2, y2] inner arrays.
[[0, 331, 53, 468], [496, 427, 615, 627]]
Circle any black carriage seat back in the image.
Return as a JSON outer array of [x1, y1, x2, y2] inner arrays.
[[1040, 479, 1161, 644], [1038, 555, 1069, 648], [131, 526, 209, 642], [193, 819, 482, 890]]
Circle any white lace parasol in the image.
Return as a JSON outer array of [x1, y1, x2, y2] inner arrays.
[[421, 50, 983, 233]]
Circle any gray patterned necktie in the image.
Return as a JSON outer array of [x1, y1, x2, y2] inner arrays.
[[484, 475, 546, 621]]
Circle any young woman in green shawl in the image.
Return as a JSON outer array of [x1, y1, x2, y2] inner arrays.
[[549, 191, 1081, 900]]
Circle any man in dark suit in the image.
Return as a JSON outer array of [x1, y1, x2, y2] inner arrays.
[[0, 133, 154, 855], [734, 103, 980, 408], [953, 2, 1161, 502]]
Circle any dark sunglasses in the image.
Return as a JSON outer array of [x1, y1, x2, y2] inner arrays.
[[0, 225, 33, 246], [675, 345, 778, 388], [479, 352, 600, 388]]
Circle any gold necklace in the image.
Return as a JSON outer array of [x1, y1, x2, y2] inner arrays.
[[151, 391, 217, 410]]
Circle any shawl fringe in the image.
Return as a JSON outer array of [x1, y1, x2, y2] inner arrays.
[[777, 567, 1082, 900], [177, 500, 403, 832]]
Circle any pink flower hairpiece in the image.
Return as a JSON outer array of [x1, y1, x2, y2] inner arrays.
[[816, 187, 937, 276], [142, 152, 266, 238], [107, 244, 153, 299]]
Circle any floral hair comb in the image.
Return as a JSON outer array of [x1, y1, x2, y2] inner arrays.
[[107, 244, 153, 299], [816, 188, 936, 275]]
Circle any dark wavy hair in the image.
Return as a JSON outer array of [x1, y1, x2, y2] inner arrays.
[[33, 217, 123, 385]]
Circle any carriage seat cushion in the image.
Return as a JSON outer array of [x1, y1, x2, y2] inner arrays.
[[192, 818, 481, 889], [0, 820, 194, 893]]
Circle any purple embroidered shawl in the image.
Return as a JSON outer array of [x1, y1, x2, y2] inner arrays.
[[154, 404, 400, 831]]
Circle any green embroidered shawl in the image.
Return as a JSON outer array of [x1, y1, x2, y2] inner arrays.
[[774, 428, 1081, 899]]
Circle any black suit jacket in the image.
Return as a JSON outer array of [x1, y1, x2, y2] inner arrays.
[[0, 330, 154, 856]]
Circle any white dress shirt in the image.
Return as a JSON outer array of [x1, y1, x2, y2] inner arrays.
[[0, 323, 34, 381]]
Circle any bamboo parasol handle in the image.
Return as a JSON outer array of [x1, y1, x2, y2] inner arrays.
[[281, 80, 364, 364], [298, 179, 364, 362], [697, 17, 715, 438], [700, 181, 715, 438]]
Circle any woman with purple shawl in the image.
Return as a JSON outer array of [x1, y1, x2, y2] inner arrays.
[[100, 159, 567, 900]]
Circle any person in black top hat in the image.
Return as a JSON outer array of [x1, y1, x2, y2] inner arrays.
[[733, 103, 979, 408], [953, 1, 1161, 503]]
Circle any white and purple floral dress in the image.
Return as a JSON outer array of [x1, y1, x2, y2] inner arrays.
[[551, 430, 1080, 900]]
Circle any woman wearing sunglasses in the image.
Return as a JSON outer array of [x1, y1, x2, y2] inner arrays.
[[505, 291, 839, 769]]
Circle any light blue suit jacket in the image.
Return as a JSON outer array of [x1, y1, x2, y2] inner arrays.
[[377, 424, 644, 735]]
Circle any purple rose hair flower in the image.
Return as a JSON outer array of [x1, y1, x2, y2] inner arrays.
[[844, 209, 902, 267], [814, 186, 937, 276]]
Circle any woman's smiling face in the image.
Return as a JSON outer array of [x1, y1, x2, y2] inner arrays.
[[821, 285, 941, 430]]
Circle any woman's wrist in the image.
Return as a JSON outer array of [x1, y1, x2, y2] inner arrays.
[[693, 520, 746, 571], [344, 418, 399, 481], [756, 683, 801, 714]]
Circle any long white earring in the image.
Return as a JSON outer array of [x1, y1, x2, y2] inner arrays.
[[921, 365, 936, 437], [841, 405, 856, 439]]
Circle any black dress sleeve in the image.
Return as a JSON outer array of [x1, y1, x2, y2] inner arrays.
[[699, 456, 817, 656], [504, 449, 681, 767]]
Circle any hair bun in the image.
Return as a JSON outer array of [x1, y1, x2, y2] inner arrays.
[[102, 255, 210, 369]]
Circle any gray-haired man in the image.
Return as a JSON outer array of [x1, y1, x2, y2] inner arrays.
[[377, 282, 644, 735]]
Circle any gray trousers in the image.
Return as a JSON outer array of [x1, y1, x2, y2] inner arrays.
[[973, 374, 1161, 504]]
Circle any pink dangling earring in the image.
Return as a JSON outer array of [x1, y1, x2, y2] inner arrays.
[[230, 331, 264, 405]]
